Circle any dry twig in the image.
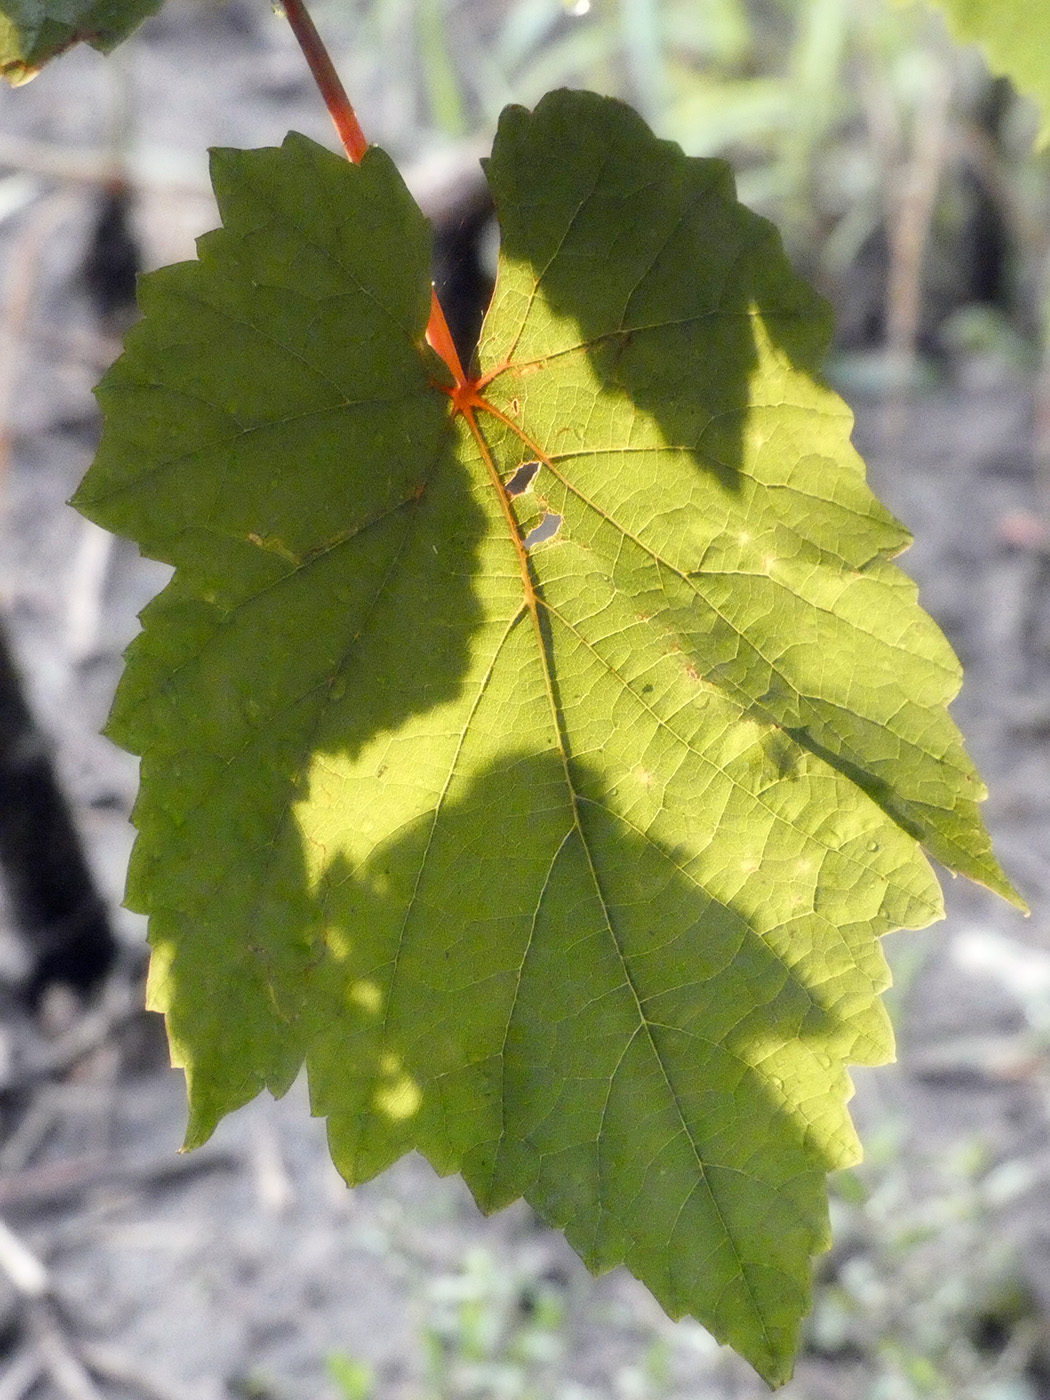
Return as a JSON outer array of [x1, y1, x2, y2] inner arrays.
[[81, 1343, 203, 1400], [0, 1216, 47, 1296], [5, 971, 144, 1094], [0, 1348, 45, 1400], [0, 1144, 240, 1211], [26, 1299, 105, 1400]]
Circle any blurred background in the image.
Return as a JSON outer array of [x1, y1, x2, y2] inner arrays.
[[2, 0, 1050, 1396]]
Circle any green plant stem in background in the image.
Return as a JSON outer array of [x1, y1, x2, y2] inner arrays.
[[778, 0, 850, 240], [618, 0, 669, 121], [417, 0, 469, 134]]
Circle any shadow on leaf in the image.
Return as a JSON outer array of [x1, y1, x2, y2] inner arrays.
[[481, 90, 832, 495], [74, 135, 495, 1138], [298, 748, 895, 1382]]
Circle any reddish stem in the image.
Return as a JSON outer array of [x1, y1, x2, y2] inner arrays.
[[426, 288, 468, 388], [282, 0, 368, 164], [280, 0, 467, 388]]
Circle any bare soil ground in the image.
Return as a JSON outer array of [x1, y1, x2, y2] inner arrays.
[[0, 8, 1049, 1397]]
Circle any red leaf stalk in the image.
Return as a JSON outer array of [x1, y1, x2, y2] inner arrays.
[[426, 288, 468, 388], [281, 0, 368, 163], [280, 0, 468, 388]]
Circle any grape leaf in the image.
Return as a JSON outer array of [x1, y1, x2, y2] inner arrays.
[[73, 91, 1019, 1385], [0, 0, 160, 83], [922, 0, 1050, 146]]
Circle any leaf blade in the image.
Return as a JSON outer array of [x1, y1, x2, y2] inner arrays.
[[1, 0, 161, 81], [479, 92, 1019, 905], [76, 132, 465, 1141], [74, 97, 1020, 1387]]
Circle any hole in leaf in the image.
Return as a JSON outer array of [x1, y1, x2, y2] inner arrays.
[[506, 460, 540, 496], [523, 513, 562, 549]]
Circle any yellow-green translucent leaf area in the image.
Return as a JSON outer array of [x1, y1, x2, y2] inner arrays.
[[0, 0, 160, 82], [922, 0, 1050, 146], [73, 93, 1018, 1387]]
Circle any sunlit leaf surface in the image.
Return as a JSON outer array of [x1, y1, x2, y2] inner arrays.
[[73, 93, 1018, 1385]]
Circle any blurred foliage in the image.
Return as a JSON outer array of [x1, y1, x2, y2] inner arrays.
[[926, 0, 1050, 150], [809, 1137, 1046, 1400], [312, 0, 1050, 365], [318, 1136, 1047, 1400]]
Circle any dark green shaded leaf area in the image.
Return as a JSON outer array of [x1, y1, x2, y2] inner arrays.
[[0, 0, 159, 82], [73, 91, 1019, 1386]]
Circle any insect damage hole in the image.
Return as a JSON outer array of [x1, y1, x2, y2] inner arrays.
[[505, 460, 540, 496], [523, 513, 563, 549]]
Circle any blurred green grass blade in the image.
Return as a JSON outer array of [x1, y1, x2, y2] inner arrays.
[[667, 75, 790, 156], [662, 0, 754, 67], [502, 21, 620, 108], [417, 0, 469, 134], [618, 0, 667, 118], [494, 0, 564, 71], [780, 0, 850, 228]]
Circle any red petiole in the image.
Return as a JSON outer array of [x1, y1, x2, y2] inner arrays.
[[281, 0, 369, 165], [280, 0, 556, 730], [280, 0, 550, 579], [282, 0, 473, 393]]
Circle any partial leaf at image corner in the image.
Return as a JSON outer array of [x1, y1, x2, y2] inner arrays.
[[0, 0, 161, 81], [921, 0, 1050, 146], [72, 91, 1021, 1387]]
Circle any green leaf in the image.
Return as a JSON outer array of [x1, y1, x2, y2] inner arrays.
[[921, 0, 1050, 146], [0, 0, 160, 82], [73, 93, 1019, 1386]]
